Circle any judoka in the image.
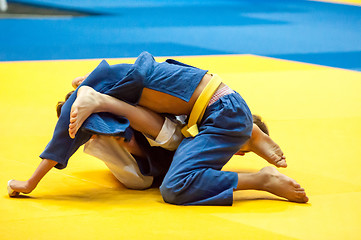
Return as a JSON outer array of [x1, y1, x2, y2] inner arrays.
[[9, 52, 308, 205]]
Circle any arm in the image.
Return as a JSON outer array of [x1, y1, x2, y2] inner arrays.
[[9, 62, 125, 196], [9, 77, 90, 197], [8, 159, 57, 196]]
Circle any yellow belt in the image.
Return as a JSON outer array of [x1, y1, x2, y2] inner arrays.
[[181, 74, 222, 138]]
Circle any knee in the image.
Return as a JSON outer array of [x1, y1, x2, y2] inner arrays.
[[160, 170, 206, 205], [120, 175, 153, 190], [159, 181, 186, 205]]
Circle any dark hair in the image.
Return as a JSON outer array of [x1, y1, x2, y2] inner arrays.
[[56, 91, 74, 118], [252, 114, 269, 136]]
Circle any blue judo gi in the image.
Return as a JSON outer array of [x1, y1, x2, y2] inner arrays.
[[40, 60, 174, 180], [40, 52, 253, 206]]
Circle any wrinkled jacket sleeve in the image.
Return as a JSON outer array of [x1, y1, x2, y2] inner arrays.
[[40, 60, 132, 169]]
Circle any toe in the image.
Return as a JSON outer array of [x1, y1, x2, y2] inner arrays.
[[69, 122, 76, 129], [69, 117, 76, 123], [296, 191, 306, 198], [277, 160, 287, 168], [70, 107, 78, 116], [69, 129, 75, 138], [69, 121, 79, 138], [297, 195, 309, 203], [295, 191, 309, 203], [292, 182, 301, 189], [70, 113, 77, 121]]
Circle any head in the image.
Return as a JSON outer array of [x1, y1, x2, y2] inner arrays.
[[236, 114, 269, 156], [56, 91, 74, 118]]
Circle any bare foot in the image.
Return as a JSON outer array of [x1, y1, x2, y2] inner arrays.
[[259, 166, 309, 203], [8, 180, 34, 197], [69, 86, 102, 138], [249, 125, 287, 168]]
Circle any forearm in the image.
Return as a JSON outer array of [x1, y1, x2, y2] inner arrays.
[[9, 159, 57, 194], [27, 159, 57, 188]]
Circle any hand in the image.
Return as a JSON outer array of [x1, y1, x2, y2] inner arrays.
[[72, 76, 87, 89], [8, 179, 35, 196]]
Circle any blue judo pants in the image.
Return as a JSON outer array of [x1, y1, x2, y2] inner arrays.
[[160, 92, 253, 206]]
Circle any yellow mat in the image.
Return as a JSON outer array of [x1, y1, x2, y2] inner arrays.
[[311, 0, 361, 6], [1, 55, 360, 239]]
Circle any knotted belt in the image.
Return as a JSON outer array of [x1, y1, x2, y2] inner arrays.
[[181, 74, 222, 138]]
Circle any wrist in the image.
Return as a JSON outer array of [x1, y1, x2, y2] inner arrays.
[[26, 178, 38, 192]]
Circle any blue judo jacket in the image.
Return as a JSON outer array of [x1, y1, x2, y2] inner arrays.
[[40, 52, 207, 178]]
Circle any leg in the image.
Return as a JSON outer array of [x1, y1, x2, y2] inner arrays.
[[160, 131, 308, 205], [160, 93, 253, 205], [160, 92, 308, 205], [235, 166, 308, 203], [160, 133, 241, 205], [69, 86, 164, 139]]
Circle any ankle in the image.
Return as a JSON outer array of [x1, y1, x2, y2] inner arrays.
[[92, 91, 107, 113], [237, 171, 266, 190], [258, 168, 278, 192]]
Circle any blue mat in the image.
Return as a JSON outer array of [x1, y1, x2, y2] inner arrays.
[[1, 0, 361, 71]]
